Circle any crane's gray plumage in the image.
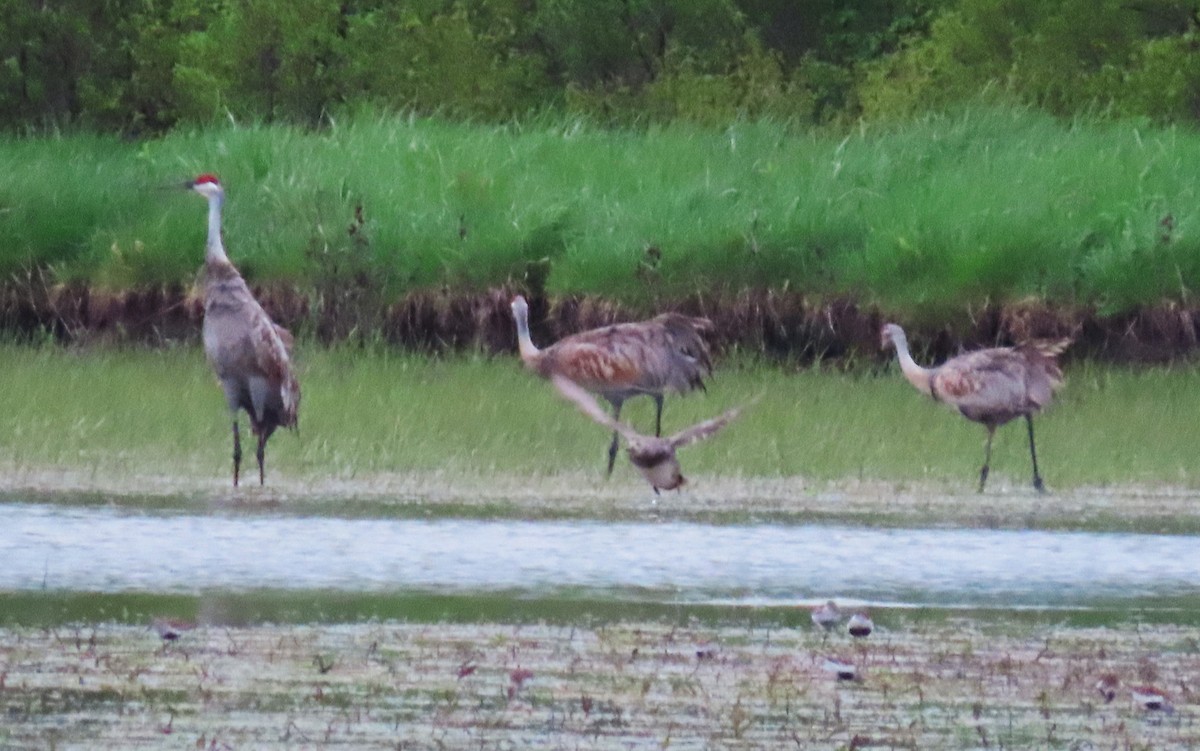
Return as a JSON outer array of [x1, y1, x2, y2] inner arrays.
[[190, 174, 299, 487], [551, 374, 741, 493], [511, 295, 712, 474], [881, 323, 1067, 492]]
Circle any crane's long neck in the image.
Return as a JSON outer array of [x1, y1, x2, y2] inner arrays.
[[513, 305, 541, 363], [205, 192, 230, 265], [891, 333, 934, 397]]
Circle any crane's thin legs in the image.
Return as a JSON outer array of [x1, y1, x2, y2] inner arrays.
[[978, 426, 995, 493], [231, 420, 242, 488], [1026, 415, 1045, 493], [256, 432, 267, 486], [653, 393, 664, 437], [606, 401, 623, 477]]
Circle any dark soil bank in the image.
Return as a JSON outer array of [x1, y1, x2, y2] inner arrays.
[[5, 281, 1200, 364]]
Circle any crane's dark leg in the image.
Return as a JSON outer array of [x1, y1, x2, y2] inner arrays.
[[1026, 414, 1045, 493], [231, 420, 242, 488], [653, 393, 664, 437], [606, 401, 623, 477], [978, 426, 995, 493], [256, 432, 267, 486]]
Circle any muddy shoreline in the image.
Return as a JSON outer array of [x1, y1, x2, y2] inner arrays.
[[5, 281, 1200, 363], [0, 617, 1195, 749], [3, 465, 1200, 535]]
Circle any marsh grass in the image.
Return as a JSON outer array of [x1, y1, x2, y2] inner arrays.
[[2, 345, 1199, 496], [4, 109, 1200, 320]]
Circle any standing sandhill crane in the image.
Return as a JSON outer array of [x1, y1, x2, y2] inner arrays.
[[189, 174, 300, 487], [510, 295, 712, 474], [881, 323, 1068, 493], [549, 374, 742, 493]]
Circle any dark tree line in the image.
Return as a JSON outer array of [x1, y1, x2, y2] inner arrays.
[[1, 0, 1198, 133]]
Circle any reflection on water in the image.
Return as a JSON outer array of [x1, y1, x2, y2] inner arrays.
[[2, 502, 1197, 606]]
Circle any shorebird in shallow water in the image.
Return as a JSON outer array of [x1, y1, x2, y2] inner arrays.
[[880, 323, 1068, 492], [1095, 673, 1119, 703], [1130, 685, 1174, 713], [847, 611, 874, 638], [810, 600, 842, 633], [150, 617, 196, 642], [822, 657, 859, 681], [549, 374, 745, 493]]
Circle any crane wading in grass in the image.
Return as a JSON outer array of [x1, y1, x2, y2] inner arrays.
[[510, 295, 713, 475], [189, 174, 300, 487], [550, 375, 744, 493], [881, 323, 1068, 493]]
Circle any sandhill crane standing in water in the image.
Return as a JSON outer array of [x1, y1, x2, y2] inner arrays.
[[510, 295, 712, 474], [550, 375, 741, 493], [189, 174, 300, 486], [881, 323, 1067, 493]]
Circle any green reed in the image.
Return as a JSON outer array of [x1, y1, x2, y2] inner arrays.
[[2, 108, 1199, 321]]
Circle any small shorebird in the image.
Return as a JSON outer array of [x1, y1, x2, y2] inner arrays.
[[847, 612, 874, 638], [822, 657, 859, 681], [1130, 685, 1174, 713], [150, 617, 196, 642], [549, 374, 745, 493], [1095, 673, 1119, 703], [810, 600, 842, 632]]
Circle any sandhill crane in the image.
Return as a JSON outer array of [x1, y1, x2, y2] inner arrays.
[[188, 174, 300, 487], [881, 323, 1068, 493], [550, 374, 741, 493], [510, 295, 712, 474]]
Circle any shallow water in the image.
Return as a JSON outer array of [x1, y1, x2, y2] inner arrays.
[[3, 501, 1197, 608]]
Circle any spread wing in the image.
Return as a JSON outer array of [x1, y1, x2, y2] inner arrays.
[[667, 406, 741, 449], [550, 375, 639, 440]]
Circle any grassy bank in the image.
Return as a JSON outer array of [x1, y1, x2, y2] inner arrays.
[[4, 108, 1200, 323], [1, 345, 1199, 530], [0, 615, 1195, 749]]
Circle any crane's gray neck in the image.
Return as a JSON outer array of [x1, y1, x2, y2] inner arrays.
[[205, 192, 230, 264], [513, 305, 540, 361], [890, 330, 933, 395]]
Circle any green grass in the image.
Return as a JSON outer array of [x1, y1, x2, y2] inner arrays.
[[1, 344, 1199, 493], [3, 108, 1200, 321]]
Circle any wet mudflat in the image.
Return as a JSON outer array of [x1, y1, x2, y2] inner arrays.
[[1, 617, 1197, 750]]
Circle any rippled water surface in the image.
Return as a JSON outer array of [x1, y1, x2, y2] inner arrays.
[[3, 502, 1197, 607]]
